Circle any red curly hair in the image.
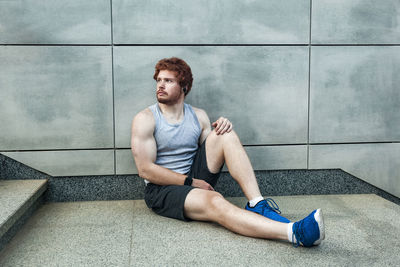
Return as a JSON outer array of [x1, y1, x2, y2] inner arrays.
[[153, 57, 193, 95]]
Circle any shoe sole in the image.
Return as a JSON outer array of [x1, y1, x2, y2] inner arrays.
[[313, 208, 325, 246]]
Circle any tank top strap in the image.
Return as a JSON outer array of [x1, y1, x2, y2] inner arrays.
[[148, 103, 162, 131], [146, 102, 201, 176], [185, 103, 201, 130]]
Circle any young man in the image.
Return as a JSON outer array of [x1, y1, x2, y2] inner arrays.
[[131, 57, 325, 247]]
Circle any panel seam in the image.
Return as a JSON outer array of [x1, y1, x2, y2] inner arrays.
[[110, 0, 116, 176], [307, 0, 313, 169]]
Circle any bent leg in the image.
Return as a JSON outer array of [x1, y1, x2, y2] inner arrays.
[[205, 130, 261, 201], [184, 188, 288, 240]]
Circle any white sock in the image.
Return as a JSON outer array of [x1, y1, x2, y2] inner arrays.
[[248, 196, 264, 207], [287, 222, 295, 243]]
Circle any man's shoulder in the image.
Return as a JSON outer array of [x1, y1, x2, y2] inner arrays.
[[132, 107, 155, 130], [191, 106, 209, 126], [191, 106, 207, 117], [138, 107, 153, 116]]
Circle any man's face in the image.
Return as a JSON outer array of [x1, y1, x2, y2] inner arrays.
[[156, 70, 184, 105]]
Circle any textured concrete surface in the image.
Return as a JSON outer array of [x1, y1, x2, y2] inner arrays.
[[0, 154, 51, 181], [0, 194, 399, 266], [112, 0, 309, 44], [116, 150, 138, 174], [0, 46, 113, 150], [3, 150, 115, 176], [2, 153, 399, 205], [0, 195, 44, 254], [45, 175, 145, 202], [0, 180, 47, 237], [22, 168, 400, 206], [0, 200, 134, 266], [114, 46, 308, 147], [116, 145, 308, 175], [310, 143, 400, 198], [0, 0, 111, 44], [310, 46, 400, 143], [312, 0, 400, 44], [1, 0, 399, 221]]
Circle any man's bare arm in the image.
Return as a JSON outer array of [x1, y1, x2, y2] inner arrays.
[[131, 109, 213, 190], [193, 108, 212, 145], [131, 109, 187, 186], [193, 107, 233, 145]]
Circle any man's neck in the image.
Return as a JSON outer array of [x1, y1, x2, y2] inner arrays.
[[157, 101, 185, 123]]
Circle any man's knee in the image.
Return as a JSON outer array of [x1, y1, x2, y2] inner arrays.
[[205, 129, 242, 173], [207, 129, 239, 144], [207, 191, 224, 208], [204, 191, 231, 217], [185, 189, 224, 218], [185, 190, 234, 222]]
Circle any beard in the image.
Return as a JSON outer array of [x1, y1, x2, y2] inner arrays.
[[156, 91, 183, 105]]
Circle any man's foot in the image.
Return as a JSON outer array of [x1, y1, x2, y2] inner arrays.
[[245, 198, 290, 223], [292, 209, 325, 247]]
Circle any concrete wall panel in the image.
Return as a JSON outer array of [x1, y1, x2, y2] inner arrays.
[[114, 46, 309, 148], [113, 0, 309, 44], [3, 150, 114, 176], [0, 1, 397, 198], [312, 0, 400, 44], [310, 46, 400, 143], [309, 143, 400, 198], [0, 46, 114, 150], [116, 150, 137, 175], [0, 0, 111, 44], [117, 145, 307, 175], [244, 145, 307, 171]]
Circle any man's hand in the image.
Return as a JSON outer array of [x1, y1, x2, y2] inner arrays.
[[212, 117, 233, 135], [192, 178, 215, 191]]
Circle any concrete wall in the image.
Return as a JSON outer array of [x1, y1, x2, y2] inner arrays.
[[1, 0, 399, 197]]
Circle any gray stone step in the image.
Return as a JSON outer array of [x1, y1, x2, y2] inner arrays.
[[0, 179, 47, 251]]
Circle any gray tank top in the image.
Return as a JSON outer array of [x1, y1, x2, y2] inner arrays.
[[149, 103, 201, 176]]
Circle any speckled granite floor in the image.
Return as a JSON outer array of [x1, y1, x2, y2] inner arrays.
[[0, 194, 399, 266], [0, 179, 47, 251]]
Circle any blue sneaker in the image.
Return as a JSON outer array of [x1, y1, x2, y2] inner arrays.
[[292, 209, 325, 247], [245, 198, 290, 223]]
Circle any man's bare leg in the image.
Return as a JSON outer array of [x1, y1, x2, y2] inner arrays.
[[184, 189, 325, 247], [205, 130, 261, 200], [184, 189, 288, 240], [204, 129, 292, 224]]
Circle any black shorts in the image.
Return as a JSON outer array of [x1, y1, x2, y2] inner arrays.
[[144, 139, 222, 221]]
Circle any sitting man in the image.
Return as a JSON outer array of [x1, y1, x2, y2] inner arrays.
[[131, 57, 325, 247]]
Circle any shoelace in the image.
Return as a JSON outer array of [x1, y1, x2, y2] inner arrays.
[[263, 198, 282, 214], [292, 220, 304, 248]]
